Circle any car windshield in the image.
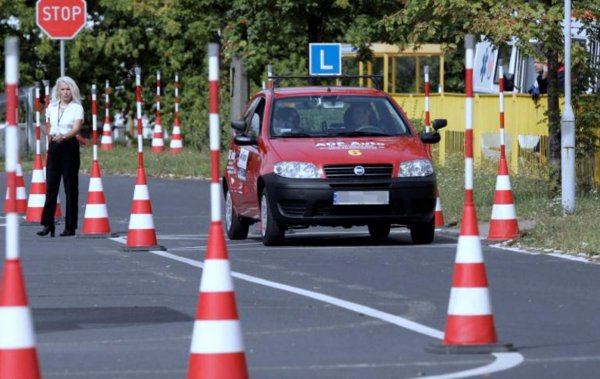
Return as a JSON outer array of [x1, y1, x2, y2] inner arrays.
[[270, 96, 412, 138]]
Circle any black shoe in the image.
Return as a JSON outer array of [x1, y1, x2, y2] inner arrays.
[[37, 225, 55, 237], [59, 229, 76, 237]]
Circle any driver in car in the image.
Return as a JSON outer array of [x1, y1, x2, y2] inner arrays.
[[272, 107, 300, 136]]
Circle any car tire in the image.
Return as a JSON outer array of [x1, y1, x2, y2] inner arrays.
[[409, 218, 435, 244], [368, 223, 391, 240], [260, 191, 285, 246], [225, 188, 249, 240]]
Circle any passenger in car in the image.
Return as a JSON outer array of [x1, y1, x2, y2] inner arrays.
[[272, 107, 300, 135]]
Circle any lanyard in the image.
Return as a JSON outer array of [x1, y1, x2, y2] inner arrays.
[[57, 103, 69, 125]]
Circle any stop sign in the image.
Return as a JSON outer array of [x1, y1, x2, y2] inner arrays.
[[36, 0, 87, 40]]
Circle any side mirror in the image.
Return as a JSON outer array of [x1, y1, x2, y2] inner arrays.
[[234, 134, 257, 146], [420, 131, 441, 144], [231, 120, 246, 132], [432, 119, 447, 131]]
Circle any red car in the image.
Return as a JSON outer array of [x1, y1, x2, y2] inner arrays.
[[223, 85, 446, 246]]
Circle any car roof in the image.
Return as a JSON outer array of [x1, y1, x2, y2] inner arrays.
[[268, 86, 387, 98]]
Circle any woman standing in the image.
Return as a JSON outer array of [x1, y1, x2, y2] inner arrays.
[[37, 76, 83, 237]]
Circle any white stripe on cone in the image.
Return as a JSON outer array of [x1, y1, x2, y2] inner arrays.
[[83, 204, 109, 218], [491, 204, 517, 220], [0, 307, 36, 348], [200, 260, 234, 292], [128, 214, 155, 229], [455, 236, 483, 262], [448, 288, 493, 316], [88, 178, 104, 191], [133, 185, 150, 200], [190, 320, 244, 353]]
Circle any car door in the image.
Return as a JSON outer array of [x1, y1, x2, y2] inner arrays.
[[235, 97, 265, 219]]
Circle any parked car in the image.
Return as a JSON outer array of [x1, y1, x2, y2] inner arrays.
[[223, 84, 446, 246]]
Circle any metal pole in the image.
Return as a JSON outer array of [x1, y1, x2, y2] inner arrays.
[[60, 40, 65, 76], [561, 0, 576, 213]]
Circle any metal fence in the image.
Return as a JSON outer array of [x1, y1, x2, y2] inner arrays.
[[394, 93, 599, 186]]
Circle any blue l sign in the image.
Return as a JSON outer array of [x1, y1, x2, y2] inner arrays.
[[309, 43, 341, 76]]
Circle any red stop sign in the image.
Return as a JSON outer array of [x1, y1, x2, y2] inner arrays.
[[36, 0, 87, 40]]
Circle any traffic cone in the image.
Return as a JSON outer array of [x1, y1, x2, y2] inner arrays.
[[23, 154, 46, 224], [487, 157, 519, 241], [427, 203, 514, 353], [187, 221, 249, 379], [122, 167, 164, 251], [100, 116, 113, 150], [169, 114, 183, 154], [434, 188, 445, 228], [0, 259, 42, 378], [5, 160, 27, 214], [80, 160, 113, 237], [151, 113, 165, 152]]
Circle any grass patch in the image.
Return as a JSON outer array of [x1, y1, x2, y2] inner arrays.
[[436, 154, 600, 256]]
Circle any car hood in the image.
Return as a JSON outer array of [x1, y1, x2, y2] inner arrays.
[[267, 137, 429, 165]]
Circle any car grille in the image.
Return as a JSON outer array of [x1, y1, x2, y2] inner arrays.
[[324, 164, 393, 178]]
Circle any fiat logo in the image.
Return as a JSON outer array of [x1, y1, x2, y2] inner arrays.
[[354, 165, 365, 176]]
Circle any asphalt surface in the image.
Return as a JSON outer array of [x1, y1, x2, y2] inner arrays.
[[1, 173, 600, 378]]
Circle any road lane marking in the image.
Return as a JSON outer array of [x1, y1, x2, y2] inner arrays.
[[109, 237, 525, 378]]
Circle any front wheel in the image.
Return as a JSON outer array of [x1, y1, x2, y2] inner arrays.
[[409, 218, 435, 244], [260, 191, 285, 246], [225, 188, 249, 240]]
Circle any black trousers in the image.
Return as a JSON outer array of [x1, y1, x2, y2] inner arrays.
[[41, 138, 80, 230]]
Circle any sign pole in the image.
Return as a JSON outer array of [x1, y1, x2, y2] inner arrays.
[[60, 40, 65, 76]]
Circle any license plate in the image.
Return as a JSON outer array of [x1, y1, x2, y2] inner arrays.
[[333, 191, 389, 205]]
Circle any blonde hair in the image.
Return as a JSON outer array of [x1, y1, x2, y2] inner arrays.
[[51, 76, 82, 104]]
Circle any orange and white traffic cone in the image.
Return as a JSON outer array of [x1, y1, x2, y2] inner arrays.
[[123, 167, 164, 251], [170, 114, 183, 154], [81, 160, 113, 237], [428, 203, 514, 353], [151, 113, 165, 152], [24, 154, 46, 224], [434, 188, 445, 228], [151, 71, 165, 152], [101, 81, 113, 150], [187, 221, 249, 379], [100, 117, 113, 150], [170, 73, 183, 154], [0, 259, 42, 379], [487, 158, 519, 241], [5, 160, 28, 214]]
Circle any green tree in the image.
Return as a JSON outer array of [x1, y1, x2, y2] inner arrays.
[[380, 0, 599, 192]]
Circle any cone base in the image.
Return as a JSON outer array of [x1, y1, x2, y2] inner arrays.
[[77, 232, 119, 239], [188, 352, 248, 379], [426, 341, 516, 354], [121, 244, 166, 252], [0, 348, 42, 379], [487, 220, 520, 241]]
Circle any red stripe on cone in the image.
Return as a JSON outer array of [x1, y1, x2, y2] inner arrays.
[[197, 292, 239, 320], [0, 349, 42, 379], [188, 353, 247, 379], [444, 315, 498, 345], [452, 263, 488, 287], [1, 260, 28, 305]]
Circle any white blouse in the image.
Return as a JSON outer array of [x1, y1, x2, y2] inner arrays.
[[47, 101, 84, 136]]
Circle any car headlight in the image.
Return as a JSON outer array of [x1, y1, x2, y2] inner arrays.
[[274, 161, 319, 179], [399, 159, 434, 177]]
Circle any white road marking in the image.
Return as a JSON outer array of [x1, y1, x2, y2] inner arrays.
[[109, 236, 525, 377]]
